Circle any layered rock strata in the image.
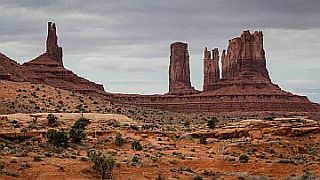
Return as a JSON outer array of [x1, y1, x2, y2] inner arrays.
[[203, 31, 281, 92], [112, 31, 320, 112], [168, 42, 197, 95], [203, 48, 220, 91], [22, 22, 105, 94]]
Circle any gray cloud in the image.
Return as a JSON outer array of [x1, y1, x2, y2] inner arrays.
[[0, 0, 319, 102]]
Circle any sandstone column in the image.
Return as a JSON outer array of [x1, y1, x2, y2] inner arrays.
[[203, 47, 220, 91], [168, 42, 196, 95], [46, 22, 63, 66]]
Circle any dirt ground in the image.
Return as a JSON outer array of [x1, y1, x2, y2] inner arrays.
[[0, 113, 319, 179]]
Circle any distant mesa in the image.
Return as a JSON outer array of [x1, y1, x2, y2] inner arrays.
[[113, 31, 320, 112], [0, 22, 319, 112]]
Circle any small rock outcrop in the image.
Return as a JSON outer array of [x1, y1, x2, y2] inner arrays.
[[0, 53, 39, 82], [168, 42, 197, 95]]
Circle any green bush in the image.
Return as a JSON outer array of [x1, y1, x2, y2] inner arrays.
[[90, 151, 115, 180], [69, 128, 86, 144], [131, 140, 142, 151], [192, 175, 203, 180], [199, 135, 207, 144], [263, 116, 275, 121], [33, 155, 41, 162], [239, 154, 249, 163], [115, 133, 124, 147], [207, 117, 217, 129], [132, 155, 139, 164], [47, 114, 58, 127], [72, 117, 90, 129], [68, 117, 90, 144], [47, 129, 69, 147]]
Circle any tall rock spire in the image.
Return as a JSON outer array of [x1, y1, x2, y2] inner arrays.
[[168, 42, 197, 95], [203, 47, 220, 91], [46, 22, 63, 66], [221, 30, 269, 80]]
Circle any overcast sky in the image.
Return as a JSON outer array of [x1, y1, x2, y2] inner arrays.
[[0, 0, 319, 103]]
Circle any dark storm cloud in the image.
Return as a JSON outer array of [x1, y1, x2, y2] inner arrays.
[[0, 0, 319, 102]]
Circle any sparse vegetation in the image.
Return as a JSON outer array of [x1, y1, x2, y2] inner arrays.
[[239, 154, 249, 163], [207, 117, 217, 129], [72, 117, 90, 129], [47, 114, 58, 127], [131, 140, 142, 151], [263, 116, 275, 121], [132, 154, 140, 164], [199, 135, 207, 144], [115, 133, 124, 147], [69, 117, 90, 144], [47, 129, 69, 147], [69, 127, 86, 143], [90, 151, 115, 180], [33, 155, 41, 162]]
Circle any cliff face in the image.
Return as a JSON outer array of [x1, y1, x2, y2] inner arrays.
[[22, 22, 105, 94], [0, 53, 39, 82], [222, 31, 269, 81], [203, 30, 278, 92], [168, 42, 197, 95], [203, 48, 220, 91]]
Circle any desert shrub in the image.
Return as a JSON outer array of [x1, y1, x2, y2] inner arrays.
[[47, 114, 58, 127], [130, 125, 139, 131], [5, 171, 20, 177], [156, 172, 166, 180], [239, 154, 249, 163], [33, 155, 41, 162], [192, 175, 203, 180], [72, 117, 90, 129], [10, 157, 18, 163], [80, 156, 89, 161], [69, 117, 90, 144], [207, 117, 217, 129], [115, 133, 124, 147], [263, 116, 275, 121], [184, 121, 190, 127], [131, 140, 142, 151], [199, 135, 207, 144], [90, 152, 115, 180], [132, 154, 139, 164], [69, 128, 86, 143], [44, 152, 52, 157], [0, 161, 5, 169], [47, 129, 69, 147]]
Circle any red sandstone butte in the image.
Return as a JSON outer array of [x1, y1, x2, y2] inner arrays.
[[0, 22, 319, 113], [22, 22, 105, 95], [112, 31, 320, 112], [168, 42, 198, 95]]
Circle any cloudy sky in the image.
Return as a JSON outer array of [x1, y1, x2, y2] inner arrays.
[[0, 0, 319, 103]]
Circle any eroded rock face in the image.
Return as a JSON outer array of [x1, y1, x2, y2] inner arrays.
[[222, 30, 269, 81], [112, 30, 320, 112], [168, 42, 197, 95], [46, 22, 63, 66], [203, 48, 220, 91], [22, 22, 105, 94]]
